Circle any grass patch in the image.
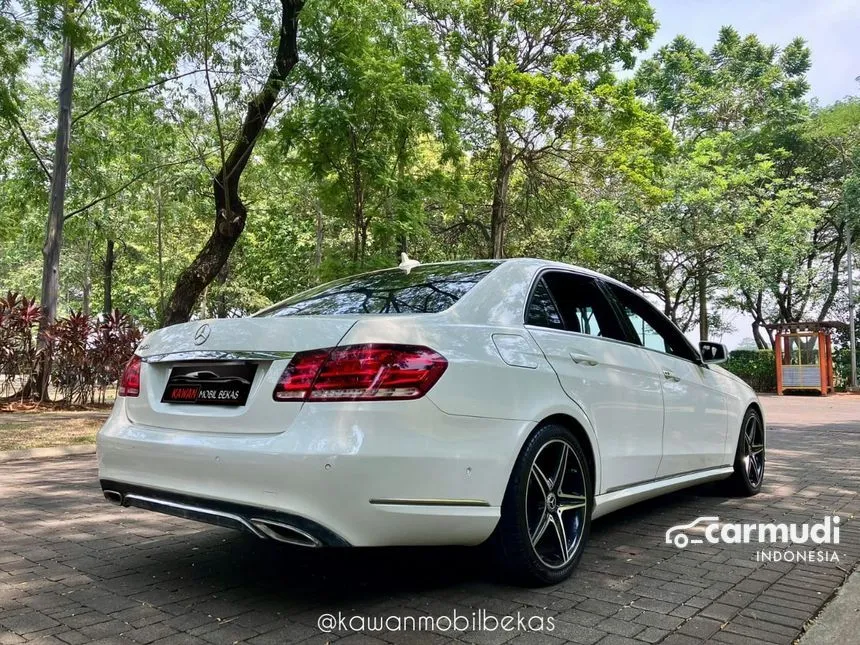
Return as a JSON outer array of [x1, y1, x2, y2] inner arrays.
[[0, 415, 105, 451]]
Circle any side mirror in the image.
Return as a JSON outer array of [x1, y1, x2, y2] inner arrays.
[[699, 341, 728, 365]]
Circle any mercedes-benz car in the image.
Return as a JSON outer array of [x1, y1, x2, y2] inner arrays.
[[98, 258, 765, 585]]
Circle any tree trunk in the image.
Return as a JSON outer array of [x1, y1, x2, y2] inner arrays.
[[156, 181, 166, 324], [347, 127, 366, 265], [103, 238, 115, 315], [697, 261, 708, 341], [82, 231, 92, 317], [163, 0, 304, 326], [751, 320, 768, 350], [36, 31, 75, 399], [313, 199, 323, 270], [490, 154, 513, 259]]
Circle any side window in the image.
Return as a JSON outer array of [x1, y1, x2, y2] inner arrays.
[[624, 309, 668, 352], [607, 284, 696, 361], [532, 272, 626, 340], [526, 278, 565, 330]]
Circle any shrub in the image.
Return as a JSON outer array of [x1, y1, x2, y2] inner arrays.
[[724, 349, 776, 392], [833, 348, 854, 390], [0, 291, 142, 405], [0, 292, 43, 399]]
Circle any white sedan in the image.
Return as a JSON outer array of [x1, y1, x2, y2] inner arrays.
[[98, 258, 765, 585]]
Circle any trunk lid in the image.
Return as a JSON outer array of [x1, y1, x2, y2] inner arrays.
[[127, 317, 357, 434]]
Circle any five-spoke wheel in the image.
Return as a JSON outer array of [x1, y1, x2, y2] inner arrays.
[[726, 407, 765, 496], [526, 439, 588, 569], [493, 424, 592, 585]]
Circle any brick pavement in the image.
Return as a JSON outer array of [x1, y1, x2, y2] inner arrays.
[[1, 395, 859, 645]]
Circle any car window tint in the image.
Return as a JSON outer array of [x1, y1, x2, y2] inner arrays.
[[623, 308, 668, 352], [607, 284, 696, 360], [526, 278, 565, 330], [258, 262, 501, 316], [540, 272, 625, 340]]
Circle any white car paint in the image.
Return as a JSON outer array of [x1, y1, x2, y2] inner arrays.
[[98, 258, 763, 547]]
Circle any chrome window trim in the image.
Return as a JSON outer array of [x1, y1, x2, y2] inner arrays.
[[522, 267, 706, 369]]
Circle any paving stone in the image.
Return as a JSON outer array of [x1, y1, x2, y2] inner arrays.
[[676, 616, 721, 639], [0, 612, 59, 635], [633, 611, 683, 631], [634, 626, 668, 643], [697, 603, 739, 622]]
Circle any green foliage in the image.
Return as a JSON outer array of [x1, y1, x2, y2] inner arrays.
[[0, 0, 858, 350], [622, 27, 819, 336], [724, 350, 776, 392]]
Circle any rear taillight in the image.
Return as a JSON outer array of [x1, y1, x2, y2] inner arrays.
[[273, 344, 447, 402], [119, 355, 142, 397]]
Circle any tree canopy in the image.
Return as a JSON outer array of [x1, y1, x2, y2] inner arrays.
[[1, 0, 859, 356]]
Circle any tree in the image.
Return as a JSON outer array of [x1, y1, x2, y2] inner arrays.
[[634, 27, 812, 339], [5, 0, 184, 396], [281, 0, 461, 269], [415, 0, 666, 258], [163, 0, 304, 325]]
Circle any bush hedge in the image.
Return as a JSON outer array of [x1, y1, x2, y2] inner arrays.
[[724, 347, 857, 392], [723, 349, 776, 392]]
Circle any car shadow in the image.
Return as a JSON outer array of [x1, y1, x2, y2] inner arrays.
[[109, 480, 738, 606]]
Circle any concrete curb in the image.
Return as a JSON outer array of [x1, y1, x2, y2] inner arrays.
[[0, 444, 96, 462], [798, 566, 860, 644]]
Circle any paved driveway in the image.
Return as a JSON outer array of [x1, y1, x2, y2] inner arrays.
[[1, 395, 859, 645]]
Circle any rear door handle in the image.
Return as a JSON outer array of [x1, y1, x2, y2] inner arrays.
[[570, 352, 599, 366], [662, 369, 680, 382]]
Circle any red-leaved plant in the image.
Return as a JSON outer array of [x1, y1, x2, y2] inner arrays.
[[0, 292, 43, 401], [1, 293, 142, 405]]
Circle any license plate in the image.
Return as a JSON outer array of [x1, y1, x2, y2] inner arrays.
[[162, 363, 257, 406]]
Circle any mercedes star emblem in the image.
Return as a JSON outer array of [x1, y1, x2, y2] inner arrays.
[[194, 323, 211, 345]]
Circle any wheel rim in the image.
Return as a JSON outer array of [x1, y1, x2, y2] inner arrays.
[[525, 439, 588, 569], [742, 414, 765, 487]]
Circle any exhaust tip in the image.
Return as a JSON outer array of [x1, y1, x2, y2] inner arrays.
[[103, 490, 123, 505], [250, 519, 321, 547]]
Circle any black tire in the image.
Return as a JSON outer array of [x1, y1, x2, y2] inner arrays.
[[725, 407, 765, 496], [492, 423, 593, 586]]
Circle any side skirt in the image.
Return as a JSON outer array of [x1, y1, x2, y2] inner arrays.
[[592, 466, 734, 520]]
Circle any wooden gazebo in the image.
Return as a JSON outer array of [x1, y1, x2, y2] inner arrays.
[[764, 322, 846, 396]]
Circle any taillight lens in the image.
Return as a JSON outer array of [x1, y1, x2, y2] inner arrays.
[[118, 355, 142, 397], [273, 344, 447, 402]]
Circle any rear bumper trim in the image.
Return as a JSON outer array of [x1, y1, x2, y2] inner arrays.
[[100, 479, 350, 547], [368, 497, 490, 507], [123, 493, 268, 538]]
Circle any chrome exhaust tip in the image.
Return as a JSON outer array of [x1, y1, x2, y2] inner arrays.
[[103, 490, 123, 505], [250, 518, 322, 547]]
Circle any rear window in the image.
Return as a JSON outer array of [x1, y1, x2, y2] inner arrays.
[[257, 262, 501, 317]]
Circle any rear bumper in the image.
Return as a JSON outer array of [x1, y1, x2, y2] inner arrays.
[[97, 399, 533, 547]]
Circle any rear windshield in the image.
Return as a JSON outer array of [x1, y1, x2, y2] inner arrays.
[[258, 262, 501, 317]]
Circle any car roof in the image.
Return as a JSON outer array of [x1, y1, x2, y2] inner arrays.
[[409, 257, 627, 288], [254, 257, 629, 323]]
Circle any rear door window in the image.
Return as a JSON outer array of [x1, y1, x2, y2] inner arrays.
[[525, 278, 565, 330], [526, 271, 625, 341], [257, 262, 501, 317]]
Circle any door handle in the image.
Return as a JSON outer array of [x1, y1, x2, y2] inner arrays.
[[570, 352, 599, 366], [662, 369, 681, 382]]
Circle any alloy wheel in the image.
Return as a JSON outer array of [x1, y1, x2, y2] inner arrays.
[[525, 439, 588, 569], [742, 413, 765, 487]]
